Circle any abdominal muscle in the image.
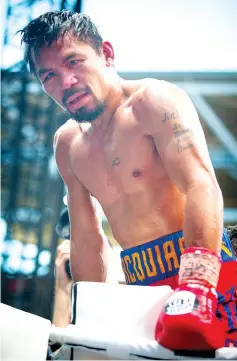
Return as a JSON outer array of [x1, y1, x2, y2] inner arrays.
[[103, 181, 186, 250]]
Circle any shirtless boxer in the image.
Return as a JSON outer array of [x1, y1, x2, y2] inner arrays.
[[19, 10, 237, 350]]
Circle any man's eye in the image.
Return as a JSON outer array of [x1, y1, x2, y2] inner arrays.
[[43, 72, 54, 83], [68, 60, 79, 67]]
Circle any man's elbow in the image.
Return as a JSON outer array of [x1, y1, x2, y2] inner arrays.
[[188, 175, 223, 205]]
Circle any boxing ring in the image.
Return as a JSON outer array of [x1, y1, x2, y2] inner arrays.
[[1, 282, 237, 360]]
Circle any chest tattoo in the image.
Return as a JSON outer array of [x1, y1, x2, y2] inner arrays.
[[112, 157, 120, 168]]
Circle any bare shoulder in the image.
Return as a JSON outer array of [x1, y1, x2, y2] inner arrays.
[[131, 78, 197, 130], [132, 78, 187, 109], [54, 119, 81, 152], [54, 119, 82, 182]]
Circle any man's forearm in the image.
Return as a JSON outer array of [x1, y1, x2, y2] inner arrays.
[[70, 232, 109, 282], [52, 287, 71, 327], [183, 179, 223, 253]]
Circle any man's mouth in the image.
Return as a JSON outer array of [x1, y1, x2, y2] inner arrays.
[[66, 92, 89, 111], [66, 91, 88, 105]]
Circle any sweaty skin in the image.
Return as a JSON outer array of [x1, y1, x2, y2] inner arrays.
[[35, 35, 223, 282]]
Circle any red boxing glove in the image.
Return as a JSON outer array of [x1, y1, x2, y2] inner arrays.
[[155, 247, 223, 350], [155, 282, 224, 350]]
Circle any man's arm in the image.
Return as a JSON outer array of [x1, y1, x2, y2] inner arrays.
[[134, 80, 223, 253], [52, 240, 72, 328], [54, 123, 109, 282]]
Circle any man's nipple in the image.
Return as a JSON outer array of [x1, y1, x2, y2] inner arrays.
[[132, 169, 142, 178]]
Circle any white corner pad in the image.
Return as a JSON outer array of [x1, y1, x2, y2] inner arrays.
[[1, 302, 51, 360]]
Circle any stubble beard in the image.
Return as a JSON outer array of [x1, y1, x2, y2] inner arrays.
[[67, 101, 107, 123]]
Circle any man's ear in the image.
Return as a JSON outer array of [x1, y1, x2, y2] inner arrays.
[[102, 41, 114, 66]]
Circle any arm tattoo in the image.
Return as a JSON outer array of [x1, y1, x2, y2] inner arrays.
[[172, 122, 193, 153], [172, 122, 189, 138], [162, 112, 194, 153], [162, 111, 178, 123], [177, 138, 193, 153], [112, 157, 120, 167]]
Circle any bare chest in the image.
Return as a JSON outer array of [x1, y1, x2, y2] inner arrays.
[[71, 115, 160, 203]]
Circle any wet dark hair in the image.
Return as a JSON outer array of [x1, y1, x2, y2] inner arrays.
[[18, 10, 103, 74], [226, 225, 237, 256]]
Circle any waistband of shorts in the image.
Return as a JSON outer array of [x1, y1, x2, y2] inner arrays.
[[120, 229, 236, 286]]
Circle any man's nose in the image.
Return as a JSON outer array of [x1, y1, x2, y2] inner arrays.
[[60, 73, 78, 90]]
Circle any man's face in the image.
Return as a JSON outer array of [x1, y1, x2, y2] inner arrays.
[[34, 35, 111, 122]]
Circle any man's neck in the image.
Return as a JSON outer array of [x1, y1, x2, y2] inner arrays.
[[89, 77, 126, 133]]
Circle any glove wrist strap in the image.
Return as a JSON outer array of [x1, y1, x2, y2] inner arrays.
[[179, 247, 221, 288]]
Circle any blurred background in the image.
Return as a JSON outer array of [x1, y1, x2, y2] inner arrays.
[[1, 0, 237, 320]]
